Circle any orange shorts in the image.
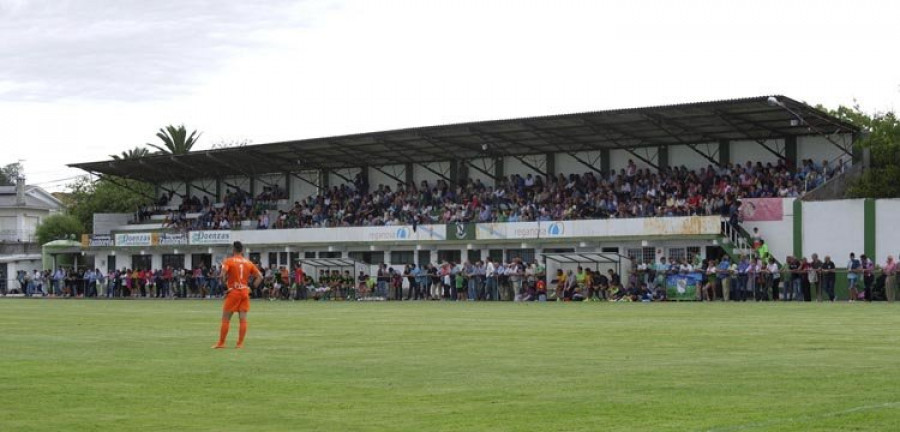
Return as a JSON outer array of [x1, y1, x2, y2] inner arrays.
[[223, 289, 250, 313]]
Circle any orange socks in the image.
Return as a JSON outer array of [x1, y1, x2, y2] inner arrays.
[[236, 320, 248, 347], [216, 319, 230, 347]]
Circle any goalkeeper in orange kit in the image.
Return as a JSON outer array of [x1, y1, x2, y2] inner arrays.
[[212, 241, 262, 349]]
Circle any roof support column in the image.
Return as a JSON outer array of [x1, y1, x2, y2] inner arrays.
[[359, 166, 369, 191], [657, 146, 669, 172], [784, 136, 798, 169], [216, 178, 222, 201], [284, 172, 291, 200], [718, 139, 730, 166], [249, 177, 256, 198], [545, 152, 555, 178], [494, 157, 504, 182], [319, 170, 329, 193], [600, 149, 610, 176], [185, 181, 191, 199], [405, 163, 414, 186], [456, 159, 468, 185], [449, 159, 459, 186]]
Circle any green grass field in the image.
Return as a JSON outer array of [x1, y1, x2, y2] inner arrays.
[[2, 300, 899, 431]]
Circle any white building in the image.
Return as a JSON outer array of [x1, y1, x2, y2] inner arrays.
[[0, 177, 65, 293]]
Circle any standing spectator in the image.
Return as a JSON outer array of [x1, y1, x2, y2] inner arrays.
[[717, 257, 733, 301], [766, 257, 780, 301], [786, 257, 801, 301], [860, 255, 875, 302], [485, 258, 498, 301], [847, 253, 861, 302], [107, 268, 118, 298], [53, 267, 65, 296], [376, 264, 389, 298], [293, 262, 312, 300], [821, 256, 836, 301], [464, 261, 477, 301], [884, 255, 898, 303], [736, 255, 750, 302], [24, 269, 34, 297], [809, 254, 823, 301]]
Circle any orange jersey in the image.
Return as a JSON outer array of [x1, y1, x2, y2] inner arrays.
[[222, 255, 262, 291]]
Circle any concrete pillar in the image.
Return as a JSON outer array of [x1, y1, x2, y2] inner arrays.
[[657, 146, 669, 172], [600, 149, 610, 175], [784, 136, 798, 169], [718, 139, 730, 166]]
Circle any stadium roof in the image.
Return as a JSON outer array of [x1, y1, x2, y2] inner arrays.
[[70, 95, 859, 184]]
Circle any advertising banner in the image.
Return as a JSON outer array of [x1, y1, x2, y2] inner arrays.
[[114, 233, 152, 247], [447, 222, 476, 241], [154, 232, 188, 246], [81, 234, 114, 248], [740, 198, 784, 221], [189, 231, 232, 245], [665, 272, 703, 301]]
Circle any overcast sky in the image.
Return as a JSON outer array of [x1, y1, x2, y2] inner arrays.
[[2, 0, 898, 191]]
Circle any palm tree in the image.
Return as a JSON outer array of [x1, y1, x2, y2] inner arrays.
[[110, 147, 150, 160], [147, 124, 202, 155]]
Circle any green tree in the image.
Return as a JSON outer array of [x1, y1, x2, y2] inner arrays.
[[67, 175, 155, 233], [147, 124, 201, 155], [827, 105, 900, 198], [110, 146, 151, 160], [35, 214, 84, 245], [0, 162, 22, 186]]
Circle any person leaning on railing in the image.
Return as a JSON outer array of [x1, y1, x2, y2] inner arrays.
[[884, 256, 898, 303]]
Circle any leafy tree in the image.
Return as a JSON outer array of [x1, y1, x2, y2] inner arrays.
[[66, 175, 155, 232], [147, 124, 201, 155], [110, 146, 150, 160], [0, 162, 22, 186], [826, 105, 900, 198], [35, 214, 84, 245]]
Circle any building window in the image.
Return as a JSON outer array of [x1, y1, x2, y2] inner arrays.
[[437, 250, 461, 264], [667, 248, 686, 262], [506, 248, 535, 264], [488, 249, 504, 263], [467, 250, 481, 264], [687, 246, 701, 263], [349, 251, 380, 264], [162, 254, 185, 270], [626, 247, 655, 265], [390, 251, 414, 265], [418, 250, 431, 267], [602, 247, 619, 254], [268, 252, 278, 267], [319, 251, 341, 259]]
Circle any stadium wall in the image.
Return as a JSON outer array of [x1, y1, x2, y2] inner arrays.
[[875, 199, 900, 262], [802, 199, 865, 262]]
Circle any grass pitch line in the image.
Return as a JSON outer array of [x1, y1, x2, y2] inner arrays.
[[706, 401, 900, 432]]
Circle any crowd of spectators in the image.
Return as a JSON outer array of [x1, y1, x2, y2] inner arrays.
[[132, 158, 844, 231]]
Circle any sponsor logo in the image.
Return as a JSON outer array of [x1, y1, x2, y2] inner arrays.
[[455, 222, 466, 239], [86, 235, 114, 247], [546, 222, 565, 237], [396, 227, 409, 239], [189, 231, 231, 245], [156, 233, 188, 246], [115, 233, 152, 247]]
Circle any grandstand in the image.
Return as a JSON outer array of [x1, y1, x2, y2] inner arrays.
[[69, 95, 858, 290]]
